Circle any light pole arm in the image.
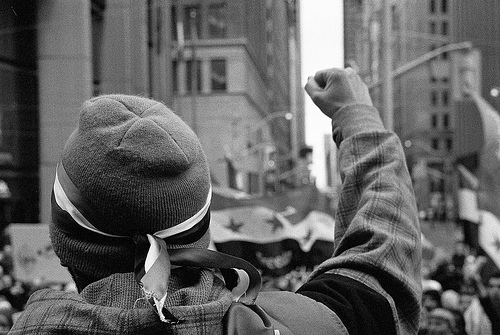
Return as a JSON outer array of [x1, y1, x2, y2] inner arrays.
[[369, 41, 473, 90], [245, 111, 293, 138]]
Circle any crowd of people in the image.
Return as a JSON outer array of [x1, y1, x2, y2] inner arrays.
[[0, 239, 76, 332], [420, 240, 500, 334], [0, 238, 499, 334]]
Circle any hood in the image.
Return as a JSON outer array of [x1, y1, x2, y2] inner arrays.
[[10, 270, 233, 335]]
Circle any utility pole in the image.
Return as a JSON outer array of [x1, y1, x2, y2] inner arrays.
[[189, 8, 199, 135], [380, 0, 393, 131], [287, 0, 299, 187]]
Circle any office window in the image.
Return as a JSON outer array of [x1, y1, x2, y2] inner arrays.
[[431, 90, 438, 106], [432, 138, 439, 150], [172, 60, 178, 92], [211, 59, 227, 91], [208, 2, 227, 38], [431, 114, 438, 128], [442, 47, 449, 60], [441, 21, 449, 36], [446, 138, 453, 151], [184, 5, 201, 40], [171, 5, 178, 41], [430, 0, 436, 13], [441, 0, 448, 13], [430, 21, 437, 34], [442, 90, 449, 106], [443, 113, 449, 129], [186, 59, 202, 92]]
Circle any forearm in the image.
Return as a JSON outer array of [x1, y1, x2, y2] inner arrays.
[[310, 104, 422, 334]]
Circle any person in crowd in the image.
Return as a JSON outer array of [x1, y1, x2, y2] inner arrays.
[[422, 279, 443, 312], [8, 67, 421, 334], [464, 256, 500, 334], [426, 307, 465, 335]]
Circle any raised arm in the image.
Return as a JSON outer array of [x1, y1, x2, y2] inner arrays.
[[297, 68, 422, 335]]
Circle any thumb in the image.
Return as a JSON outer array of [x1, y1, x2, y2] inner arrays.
[[304, 76, 323, 98]]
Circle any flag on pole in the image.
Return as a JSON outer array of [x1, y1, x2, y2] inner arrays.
[[457, 164, 480, 251], [471, 92, 500, 269], [210, 185, 336, 278]]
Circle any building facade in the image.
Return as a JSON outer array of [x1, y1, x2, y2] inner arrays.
[[1, 0, 305, 224], [344, 0, 500, 220], [344, 0, 456, 219], [170, 0, 305, 194]]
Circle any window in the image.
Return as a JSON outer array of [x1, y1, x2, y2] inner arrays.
[[446, 138, 452, 151], [441, 0, 448, 13], [441, 21, 449, 36], [184, 5, 201, 40], [171, 5, 178, 41], [432, 138, 439, 150], [431, 114, 438, 128], [430, 21, 437, 34], [211, 59, 227, 91], [430, 0, 436, 13], [208, 3, 227, 38], [186, 59, 202, 92], [431, 90, 438, 106], [442, 46, 449, 60], [172, 60, 178, 92], [391, 5, 399, 30], [443, 113, 449, 129], [442, 90, 449, 106]]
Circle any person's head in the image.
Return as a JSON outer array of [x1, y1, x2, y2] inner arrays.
[[422, 279, 443, 312], [487, 271, 500, 291], [50, 95, 212, 291], [440, 289, 460, 311], [426, 308, 458, 335]]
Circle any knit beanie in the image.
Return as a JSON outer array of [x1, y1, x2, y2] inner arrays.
[[50, 94, 212, 281]]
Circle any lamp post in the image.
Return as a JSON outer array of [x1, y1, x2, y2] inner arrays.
[[227, 111, 294, 194], [491, 87, 500, 98], [404, 139, 455, 221]]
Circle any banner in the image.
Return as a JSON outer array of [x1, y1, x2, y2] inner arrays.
[[471, 92, 500, 269], [210, 185, 336, 277], [8, 223, 72, 284], [457, 164, 480, 251], [473, 92, 500, 221]]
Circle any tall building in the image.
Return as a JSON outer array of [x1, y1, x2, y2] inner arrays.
[[1, 0, 304, 224], [343, 0, 456, 219], [344, 0, 500, 220], [452, 1, 500, 169], [169, 0, 305, 194]]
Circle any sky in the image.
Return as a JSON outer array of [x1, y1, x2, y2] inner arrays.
[[300, 0, 344, 188]]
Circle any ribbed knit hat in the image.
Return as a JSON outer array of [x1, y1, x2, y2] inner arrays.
[[50, 94, 212, 280]]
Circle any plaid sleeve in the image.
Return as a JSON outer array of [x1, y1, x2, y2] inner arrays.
[[308, 129, 422, 335]]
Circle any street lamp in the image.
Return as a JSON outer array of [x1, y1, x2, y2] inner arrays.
[[245, 111, 293, 137], [404, 139, 455, 221], [491, 87, 500, 98], [226, 111, 294, 194]]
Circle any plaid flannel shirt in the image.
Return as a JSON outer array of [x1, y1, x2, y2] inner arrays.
[[307, 104, 422, 334]]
